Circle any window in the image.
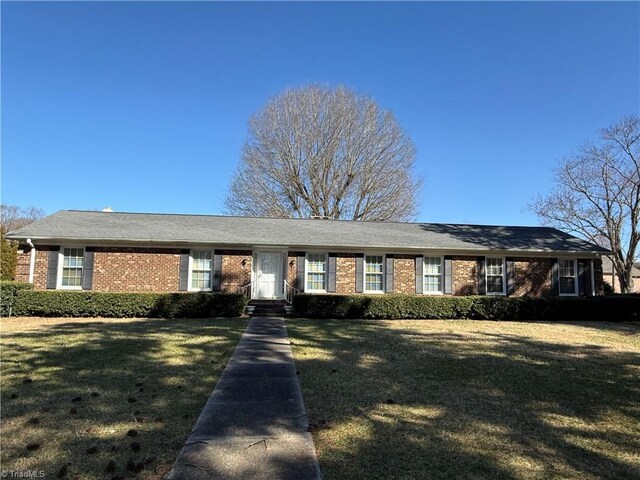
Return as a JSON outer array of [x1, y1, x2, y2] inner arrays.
[[60, 248, 84, 288], [191, 251, 213, 291], [424, 256, 443, 294], [306, 253, 327, 291], [559, 259, 578, 296], [364, 255, 384, 292], [486, 257, 505, 295]]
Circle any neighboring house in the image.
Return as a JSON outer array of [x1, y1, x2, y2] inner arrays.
[[601, 256, 640, 293], [6, 210, 608, 299]]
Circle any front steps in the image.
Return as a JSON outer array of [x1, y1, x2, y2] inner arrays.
[[247, 300, 291, 317]]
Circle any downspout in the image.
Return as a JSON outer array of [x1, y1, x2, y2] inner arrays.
[[590, 259, 596, 296], [26, 238, 36, 284]]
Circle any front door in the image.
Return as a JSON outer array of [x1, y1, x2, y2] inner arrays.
[[256, 252, 282, 299]]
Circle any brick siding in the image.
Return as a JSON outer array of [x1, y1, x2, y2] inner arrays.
[[23, 243, 605, 297], [394, 255, 416, 294], [30, 246, 57, 290], [220, 250, 252, 293], [593, 258, 605, 295], [15, 247, 31, 283], [287, 253, 303, 289], [452, 256, 478, 295], [336, 253, 356, 294], [512, 257, 552, 297], [92, 247, 181, 292]]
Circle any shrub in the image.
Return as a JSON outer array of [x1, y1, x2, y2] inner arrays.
[[292, 294, 640, 322], [292, 294, 370, 319], [7, 290, 247, 318], [0, 281, 33, 316], [0, 231, 18, 281], [363, 295, 475, 319]]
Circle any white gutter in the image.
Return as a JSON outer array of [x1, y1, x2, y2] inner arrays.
[[26, 238, 36, 284], [590, 259, 596, 296]]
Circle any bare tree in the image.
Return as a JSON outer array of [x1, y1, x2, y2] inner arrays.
[[225, 85, 420, 221], [1, 205, 45, 233], [0, 205, 44, 280], [530, 116, 640, 293]]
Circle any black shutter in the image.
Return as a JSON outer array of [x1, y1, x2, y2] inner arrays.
[[213, 251, 222, 291], [551, 258, 559, 296], [296, 254, 305, 291], [178, 250, 190, 291], [415, 255, 424, 294], [477, 257, 486, 295], [46, 247, 60, 289], [385, 255, 394, 293], [327, 254, 337, 293], [578, 260, 586, 296], [82, 248, 94, 291], [444, 256, 453, 294], [355, 254, 364, 293], [506, 258, 515, 296]]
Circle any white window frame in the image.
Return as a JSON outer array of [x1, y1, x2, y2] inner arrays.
[[57, 246, 85, 290], [189, 250, 214, 292], [305, 252, 328, 293], [363, 254, 385, 294], [423, 256, 444, 295], [558, 258, 578, 297], [485, 256, 506, 296]]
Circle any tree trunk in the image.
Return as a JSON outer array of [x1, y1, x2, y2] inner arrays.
[[618, 269, 633, 293]]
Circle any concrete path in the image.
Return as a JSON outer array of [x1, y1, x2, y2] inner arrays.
[[167, 317, 322, 480]]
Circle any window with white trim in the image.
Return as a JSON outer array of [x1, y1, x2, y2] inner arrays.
[[486, 257, 505, 295], [60, 248, 84, 288], [424, 256, 443, 293], [306, 253, 327, 291], [191, 251, 213, 291], [364, 255, 384, 292], [559, 259, 578, 295]]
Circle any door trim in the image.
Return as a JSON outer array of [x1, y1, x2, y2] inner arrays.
[[252, 249, 287, 299]]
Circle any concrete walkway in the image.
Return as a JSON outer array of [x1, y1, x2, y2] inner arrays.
[[167, 317, 322, 480]]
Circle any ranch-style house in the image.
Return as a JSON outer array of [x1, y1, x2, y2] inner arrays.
[[7, 210, 608, 301]]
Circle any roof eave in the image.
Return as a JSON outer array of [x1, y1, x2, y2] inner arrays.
[[9, 234, 611, 256]]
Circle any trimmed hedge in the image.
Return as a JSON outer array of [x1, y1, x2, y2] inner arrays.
[[292, 294, 640, 321], [0, 281, 33, 316], [2, 289, 248, 318]]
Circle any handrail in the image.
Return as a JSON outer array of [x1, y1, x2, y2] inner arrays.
[[283, 280, 301, 304], [237, 281, 254, 299]]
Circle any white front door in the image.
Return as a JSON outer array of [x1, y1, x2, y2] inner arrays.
[[256, 252, 282, 299]]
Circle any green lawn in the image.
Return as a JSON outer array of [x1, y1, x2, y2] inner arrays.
[[288, 319, 640, 480], [1, 316, 248, 480]]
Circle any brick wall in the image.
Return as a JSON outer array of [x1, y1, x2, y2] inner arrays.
[[336, 253, 356, 294], [92, 247, 181, 292], [23, 243, 606, 297], [512, 257, 552, 297], [452, 256, 478, 295], [287, 253, 303, 289], [220, 250, 252, 293], [15, 246, 31, 283], [31, 246, 57, 290], [593, 258, 605, 295], [394, 255, 416, 294]]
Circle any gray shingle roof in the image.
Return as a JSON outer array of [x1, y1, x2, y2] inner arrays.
[[6, 210, 609, 254]]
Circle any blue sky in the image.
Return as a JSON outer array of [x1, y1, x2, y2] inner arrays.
[[2, 1, 638, 226]]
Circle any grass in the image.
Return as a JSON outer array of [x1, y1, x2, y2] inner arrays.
[[287, 319, 640, 480], [1, 316, 248, 479]]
